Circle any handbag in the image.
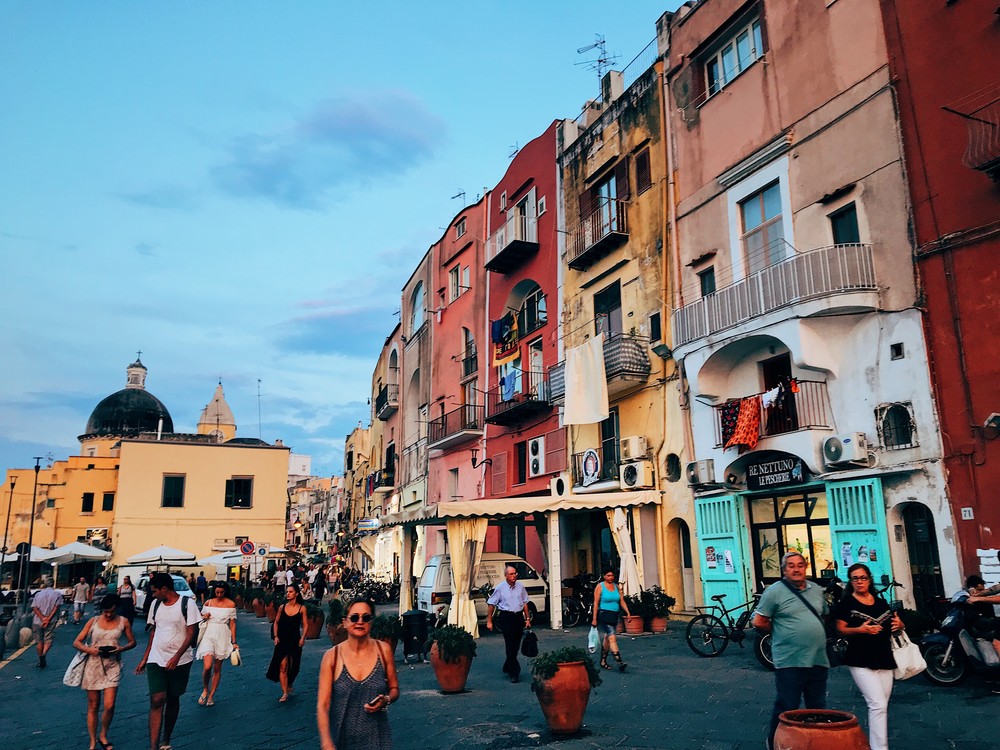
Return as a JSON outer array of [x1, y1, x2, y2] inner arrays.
[[520, 627, 539, 658], [196, 620, 208, 647], [63, 652, 87, 687], [230, 645, 242, 667], [779, 579, 843, 667], [587, 626, 600, 653], [596, 608, 619, 627], [890, 631, 926, 680]]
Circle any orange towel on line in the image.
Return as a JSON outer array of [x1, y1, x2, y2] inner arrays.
[[724, 395, 761, 451]]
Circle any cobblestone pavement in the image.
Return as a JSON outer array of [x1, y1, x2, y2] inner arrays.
[[2, 607, 995, 750]]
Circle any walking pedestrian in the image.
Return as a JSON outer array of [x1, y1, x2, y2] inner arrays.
[[135, 572, 201, 750], [485, 565, 532, 683], [73, 577, 92, 624], [195, 571, 209, 605], [187, 573, 197, 595], [752, 551, 830, 750], [266, 583, 306, 701], [195, 581, 238, 707], [117, 576, 137, 625], [591, 567, 633, 672], [91, 576, 109, 604], [31, 577, 64, 668], [73, 594, 136, 750], [317, 597, 398, 750], [314, 567, 327, 602], [833, 563, 904, 750]]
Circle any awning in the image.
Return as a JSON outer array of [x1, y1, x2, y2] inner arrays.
[[358, 535, 377, 561], [380, 489, 661, 527]]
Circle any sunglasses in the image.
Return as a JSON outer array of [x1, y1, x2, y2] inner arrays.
[[348, 613, 373, 624], [849, 575, 870, 581]]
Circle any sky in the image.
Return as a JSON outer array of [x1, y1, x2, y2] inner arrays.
[[0, 1, 682, 478]]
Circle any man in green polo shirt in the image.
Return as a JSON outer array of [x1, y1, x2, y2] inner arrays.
[[752, 551, 829, 749]]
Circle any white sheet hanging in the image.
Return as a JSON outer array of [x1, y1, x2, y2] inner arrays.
[[563, 333, 609, 425], [606, 508, 641, 597]]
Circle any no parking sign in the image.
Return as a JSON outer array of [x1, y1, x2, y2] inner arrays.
[[240, 540, 255, 565]]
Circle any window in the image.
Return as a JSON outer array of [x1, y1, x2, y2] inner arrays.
[[499, 191, 507, 210], [635, 148, 652, 194], [705, 16, 764, 97], [648, 311, 662, 343], [594, 281, 623, 336], [448, 468, 460, 499], [599, 408, 621, 482], [102, 492, 114, 511], [514, 440, 527, 485], [829, 202, 861, 245], [162, 475, 185, 508], [462, 328, 477, 377], [455, 217, 466, 239], [739, 181, 785, 274], [409, 282, 425, 333], [518, 286, 547, 335], [878, 403, 917, 450], [461, 266, 470, 295], [698, 267, 717, 297], [81, 493, 94, 513], [225, 477, 254, 509], [537, 195, 547, 216], [46, 497, 55, 508], [346, 451, 354, 471], [449, 266, 461, 302]]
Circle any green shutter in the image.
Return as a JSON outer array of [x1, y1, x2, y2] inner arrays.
[[694, 494, 751, 604], [826, 478, 893, 584]]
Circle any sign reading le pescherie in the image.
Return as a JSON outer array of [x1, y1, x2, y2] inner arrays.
[[746, 457, 806, 491]]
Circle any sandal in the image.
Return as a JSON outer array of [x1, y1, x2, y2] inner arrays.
[[197, 693, 207, 706], [98, 740, 113, 750], [599, 656, 612, 671], [206, 698, 215, 706], [278, 694, 289, 702]]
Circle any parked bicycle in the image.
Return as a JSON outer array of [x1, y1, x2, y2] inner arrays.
[[560, 574, 596, 628], [686, 592, 770, 667]]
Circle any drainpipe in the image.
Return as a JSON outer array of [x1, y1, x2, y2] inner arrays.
[[655, 57, 671, 591]]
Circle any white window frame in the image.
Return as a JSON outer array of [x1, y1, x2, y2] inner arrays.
[[705, 15, 763, 99], [725, 156, 793, 281], [499, 191, 507, 211], [537, 195, 547, 216], [448, 266, 460, 303], [455, 217, 466, 239]]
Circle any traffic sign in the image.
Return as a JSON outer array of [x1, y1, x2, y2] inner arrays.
[[242, 555, 255, 566], [239, 540, 256, 555], [256, 545, 269, 557]]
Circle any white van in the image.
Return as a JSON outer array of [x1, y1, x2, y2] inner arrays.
[[416, 553, 548, 621]]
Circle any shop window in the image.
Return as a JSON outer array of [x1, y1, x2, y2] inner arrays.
[[749, 492, 832, 584], [877, 402, 917, 450]]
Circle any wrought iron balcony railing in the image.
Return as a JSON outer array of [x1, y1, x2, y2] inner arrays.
[[375, 383, 399, 420], [713, 380, 832, 447], [567, 199, 629, 270], [485, 370, 551, 426], [485, 213, 539, 274], [428, 404, 485, 449]]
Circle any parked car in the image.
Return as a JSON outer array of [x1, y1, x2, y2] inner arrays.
[[135, 573, 195, 616]]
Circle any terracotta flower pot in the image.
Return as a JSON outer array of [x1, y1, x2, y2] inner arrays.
[[615, 618, 625, 634], [624, 615, 644, 634], [429, 642, 473, 693], [327, 622, 348, 646], [234, 595, 244, 609], [774, 709, 869, 750], [305, 610, 325, 639], [535, 661, 591, 734], [648, 616, 668, 633], [265, 601, 277, 623], [253, 598, 266, 617]]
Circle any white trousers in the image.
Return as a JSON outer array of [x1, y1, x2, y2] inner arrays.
[[848, 666, 894, 750]]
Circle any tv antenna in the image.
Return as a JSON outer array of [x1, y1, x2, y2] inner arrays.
[[450, 190, 466, 205], [576, 34, 618, 83], [509, 142, 520, 159]]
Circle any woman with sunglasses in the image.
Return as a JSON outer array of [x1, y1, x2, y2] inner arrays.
[[266, 583, 307, 702], [317, 597, 399, 750], [831, 563, 904, 750]]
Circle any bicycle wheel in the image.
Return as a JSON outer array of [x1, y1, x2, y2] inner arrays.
[[754, 632, 775, 671], [562, 598, 584, 628], [686, 614, 730, 657]]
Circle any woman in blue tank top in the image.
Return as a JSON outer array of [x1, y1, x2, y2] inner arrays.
[[591, 567, 633, 672]]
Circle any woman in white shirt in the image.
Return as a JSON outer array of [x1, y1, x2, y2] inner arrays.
[[195, 582, 238, 706]]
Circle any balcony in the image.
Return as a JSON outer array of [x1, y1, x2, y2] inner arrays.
[[567, 199, 629, 270], [546, 333, 652, 404], [367, 469, 395, 494], [671, 243, 877, 348], [485, 213, 539, 274], [485, 370, 551, 426], [375, 383, 399, 420], [428, 404, 485, 450], [713, 380, 832, 447], [944, 82, 1000, 181], [571, 450, 620, 489]]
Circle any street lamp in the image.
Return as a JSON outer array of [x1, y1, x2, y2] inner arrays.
[[21, 458, 43, 615], [1, 475, 16, 577]]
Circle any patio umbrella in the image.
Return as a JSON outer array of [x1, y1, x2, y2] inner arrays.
[[44, 541, 112, 565], [197, 551, 243, 566], [126, 545, 197, 566]]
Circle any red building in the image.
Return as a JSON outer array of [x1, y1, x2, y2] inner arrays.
[[880, 1, 1000, 574]]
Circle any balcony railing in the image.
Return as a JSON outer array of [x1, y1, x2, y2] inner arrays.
[[485, 370, 551, 426], [428, 404, 485, 450], [672, 243, 877, 347], [568, 199, 629, 270], [713, 380, 832, 447], [571, 450, 620, 487], [546, 332, 651, 404], [365, 469, 395, 495], [375, 383, 399, 420], [485, 213, 539, 274], [461, 349, 478, 378], [400, 440, 427, 487]]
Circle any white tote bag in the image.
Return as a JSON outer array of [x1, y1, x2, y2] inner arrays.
[[891, 631, 926, 680], [63, 652, 87, 687]]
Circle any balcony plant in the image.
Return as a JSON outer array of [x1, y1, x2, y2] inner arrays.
[[531, 645, 601, 734], [425, 624, 477, 693], [640, 586, 676, 632]]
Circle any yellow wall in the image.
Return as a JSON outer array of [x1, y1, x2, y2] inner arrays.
[[112, 439, 289, 564]]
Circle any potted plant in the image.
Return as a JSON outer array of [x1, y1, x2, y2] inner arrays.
[[246, 587, 266, 617], [640, 586, 675, 633], [326, 598, 348, 646], [531, 645, 601, 734], [370, 613, 402, 654], [265, 590, 279, 623], [232, 584, 245, 609], [623, 594, 646, 634], [425, 624, 477, 693], [304, 601, 326, 639]]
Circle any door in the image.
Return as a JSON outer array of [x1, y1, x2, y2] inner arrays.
[[902, 503, 944, 611], [760, 353, 798, 434], [679, 520, 696, 609], [528, 339, 544, 399], [826, 478, 893, 584], [694, 494, 751, 603]]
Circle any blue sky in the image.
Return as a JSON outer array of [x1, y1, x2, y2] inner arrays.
[[0, 1, 680, 477]]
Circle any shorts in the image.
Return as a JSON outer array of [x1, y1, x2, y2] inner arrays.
[[146, 661, 193, 698], [32, 619, 58, 643], [74, 602, 87, 613], [595, 622, 617, 637]]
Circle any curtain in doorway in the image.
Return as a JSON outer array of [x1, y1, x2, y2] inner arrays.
[[446, 518, 488, 637], [606, 508, 641, 596]]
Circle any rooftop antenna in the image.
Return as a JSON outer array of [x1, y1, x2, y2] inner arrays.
[[450, 190, 466, 206], [509, 142, 520, 159], [576, 34, 618, 86], [257, 378, 262, 439]]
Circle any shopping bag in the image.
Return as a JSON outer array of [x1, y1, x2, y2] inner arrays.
[[63, 652, 87, 687], [587, 626, 600, 654], [891, 631, 926, 680], [521, 628, 539, 658]]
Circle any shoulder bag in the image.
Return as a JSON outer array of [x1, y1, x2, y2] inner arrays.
[[779, 579, 847, 667], [890, 630, 926, 679], [63, 652, 88, 687]]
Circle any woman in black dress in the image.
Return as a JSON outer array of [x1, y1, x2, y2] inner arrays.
[[266, 583, 306, 701], [116, 576, 137, 624]]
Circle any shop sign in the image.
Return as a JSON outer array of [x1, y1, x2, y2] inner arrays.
[[581, 449, 601, 486], [746, 457, 806, 491], [358, 518, 380, 532]]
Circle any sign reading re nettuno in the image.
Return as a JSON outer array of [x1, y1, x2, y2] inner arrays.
[[746, 456, 806, 491]]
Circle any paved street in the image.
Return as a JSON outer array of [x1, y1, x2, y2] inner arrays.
[[2, 607, 994, 749]]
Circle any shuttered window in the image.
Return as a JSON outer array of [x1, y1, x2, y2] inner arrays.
[[635, 148, 652, 194]]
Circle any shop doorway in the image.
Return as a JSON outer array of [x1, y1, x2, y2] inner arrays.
[[901, 503, 945, 611], [748, 490, 833, 587], [679, 520, 695, 609]]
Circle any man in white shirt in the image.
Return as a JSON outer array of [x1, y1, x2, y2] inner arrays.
[[273, 567, 288, 587], [135, 573, 201, 750]]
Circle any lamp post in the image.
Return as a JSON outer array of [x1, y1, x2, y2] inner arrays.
[[1, 475, 16, 579], [21, 458, 43, 615]]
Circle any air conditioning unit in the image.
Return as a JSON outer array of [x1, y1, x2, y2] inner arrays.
[[550, 472, 571, 498], [686, 459, 716, 486], [620, 460, 655, 489], [528, 436, 546, 477], [620, 435, 648, 461], [823, 433, 869, 466]]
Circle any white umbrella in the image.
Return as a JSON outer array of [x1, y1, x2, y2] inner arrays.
[[5, 545, 56, 563], [126, 545, 197, 566], [44, 541, 112, 565], [197, 551, 243, 566]]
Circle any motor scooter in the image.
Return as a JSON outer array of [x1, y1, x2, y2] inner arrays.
[[921, 592, 1000, 685]]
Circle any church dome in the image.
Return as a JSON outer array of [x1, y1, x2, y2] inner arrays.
[[80, 358, 173, 440]]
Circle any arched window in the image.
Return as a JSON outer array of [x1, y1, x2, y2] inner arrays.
[[877, 402, 916, 450], [410, 282, 425, 333]]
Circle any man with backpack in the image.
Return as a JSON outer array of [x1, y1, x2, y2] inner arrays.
[[135, 573, 201, 750]]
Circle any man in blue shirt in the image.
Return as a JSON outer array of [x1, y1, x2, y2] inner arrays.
[[486, 566, 532, 683], [752, 551, 829, 749], [31, 577, 64, 668]]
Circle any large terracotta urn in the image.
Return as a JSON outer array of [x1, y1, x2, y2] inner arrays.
[[265, 601, 277, 623], [774, 710, 870, 750], [624, 615, 644, 635], [253, 598, 266, 617], [535, 661, 592, 734], [429, 642, 473, 693], [648, 616, 668, 633], [305, 609, 325, 639], [327, 622, 348, 647]]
